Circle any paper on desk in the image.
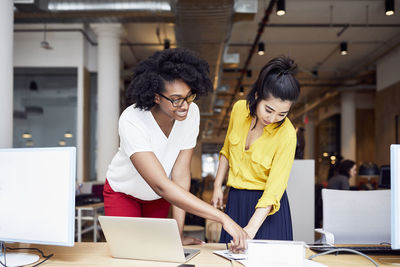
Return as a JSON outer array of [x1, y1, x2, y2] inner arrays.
[[213, 250, 327, 267], [213, 250, 248, 266]]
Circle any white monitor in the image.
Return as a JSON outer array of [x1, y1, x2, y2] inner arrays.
[[0, 147, 76, 266], [391, 144, 400, 249]]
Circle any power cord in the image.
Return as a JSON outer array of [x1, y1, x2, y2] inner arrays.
[[308, 248, 379, 267], [0, 246, 53, 267]]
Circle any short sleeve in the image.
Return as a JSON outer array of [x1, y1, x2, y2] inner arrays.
[[119, 112, 152, 157], [180, 103, 200, 150]]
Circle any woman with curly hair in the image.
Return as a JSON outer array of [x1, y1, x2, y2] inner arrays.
[[104, 48, 248, 250], [212, 56, 300, 242]]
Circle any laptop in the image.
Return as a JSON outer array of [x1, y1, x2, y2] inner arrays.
[[98, 216, 200, 263]]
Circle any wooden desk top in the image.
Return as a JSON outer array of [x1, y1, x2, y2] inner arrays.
[[9, 242, 400, 266]]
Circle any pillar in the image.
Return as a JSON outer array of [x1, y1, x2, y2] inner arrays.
[[341, 91, 356, 185], [0, 0, 14, 148], [91, 24, 121, 181]]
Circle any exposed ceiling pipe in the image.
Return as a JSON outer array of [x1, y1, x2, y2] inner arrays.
[[46, 0, 171, 11], [14, 28, 166, 67], [14, 0, 174, 23], [290, 90, 339, 122], [174, 0, 236, 115], [14, 28, 97, 45], [290, 36, 399, 123], [218, 0, 277, 135], [290, 82, 376, 122]]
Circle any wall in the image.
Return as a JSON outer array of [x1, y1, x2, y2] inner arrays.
[[375, 82, 400, 166], [13, 24, 94, 183], [376, 46, 400, 166], [355, 91, 376, 167], [356, 109, 375, 166], [377, 46, 400, 91]]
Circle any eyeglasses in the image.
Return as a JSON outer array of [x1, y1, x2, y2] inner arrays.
[[158, 93, 196, 107]]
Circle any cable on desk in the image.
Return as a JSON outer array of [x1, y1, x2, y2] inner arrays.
[[376, 257, 400, 266], [0, 246, 54, 267], [308, 248, 379, 267]]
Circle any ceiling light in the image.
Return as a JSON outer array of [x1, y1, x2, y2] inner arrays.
[[41, 24, 53, 50], [257, 42, 265, 56], [164, 39, 170, 50], [22, 132, 32, 139], [276, 0, 286, 16], [239, 85, 244, 96], [340, 42, 348, 56], [246, 69, 252, 78], [29, 80, 38, 91], [311, 69, 319, 79], [59, 140, 66, 146], [64, 131, 73, 138], [385, 0, 395, 16]]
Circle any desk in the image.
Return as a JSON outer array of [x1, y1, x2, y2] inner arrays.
[[8, 242, 400, 267], [75, 202, 104, 242]]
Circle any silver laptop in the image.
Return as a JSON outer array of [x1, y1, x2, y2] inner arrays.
[[98, 216, 200, 263]]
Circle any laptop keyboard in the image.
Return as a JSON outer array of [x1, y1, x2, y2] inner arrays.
[[310, 246, 400, 255]]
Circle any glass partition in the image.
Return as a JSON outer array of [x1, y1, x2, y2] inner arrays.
[[13, 67, 77, 148]]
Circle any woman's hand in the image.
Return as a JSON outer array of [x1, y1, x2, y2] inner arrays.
[[211, 186, 224, 210], [221, 215, 250, 253], [181, 235, 204, 245]]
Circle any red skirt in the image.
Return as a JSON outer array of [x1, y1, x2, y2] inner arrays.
[[103, 179, 170, 218]]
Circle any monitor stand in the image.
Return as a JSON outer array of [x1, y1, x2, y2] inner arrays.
[[1, 252, 39, 266]]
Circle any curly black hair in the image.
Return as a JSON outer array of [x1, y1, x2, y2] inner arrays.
[[126, 48, 213, 110]]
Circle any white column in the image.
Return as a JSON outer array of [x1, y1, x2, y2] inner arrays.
[[91, 24, 121, 182], [304, 119, 315, 160], [341, 91, 356, 185], [0, 1, 14, 148]]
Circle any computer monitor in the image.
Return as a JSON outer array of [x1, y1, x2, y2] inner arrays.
[[379, 165, 391, 189], [0, 147, 76, 266], [391, 144, 400, 249]]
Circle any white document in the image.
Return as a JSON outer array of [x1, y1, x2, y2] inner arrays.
[[213, 250, 327, 267]]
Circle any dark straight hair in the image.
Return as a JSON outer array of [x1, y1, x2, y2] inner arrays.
[[246, 56, 300, 127], [338, 160, 356, 178]]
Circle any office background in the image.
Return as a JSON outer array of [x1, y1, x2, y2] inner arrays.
[[1, 0, 399, 190]]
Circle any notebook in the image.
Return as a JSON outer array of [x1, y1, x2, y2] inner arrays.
[[98, 216, 200, 263]]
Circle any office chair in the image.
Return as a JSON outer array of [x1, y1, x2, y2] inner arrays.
[[315, 189, 390, 245]]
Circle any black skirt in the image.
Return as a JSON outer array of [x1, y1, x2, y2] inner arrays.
[[219, 188, 293, 242]]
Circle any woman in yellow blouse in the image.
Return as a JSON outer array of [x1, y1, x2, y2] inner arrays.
[[212, 56, 300, 242]]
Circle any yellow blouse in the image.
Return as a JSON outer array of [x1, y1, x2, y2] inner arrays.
[[220, 100, 296, 214]]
